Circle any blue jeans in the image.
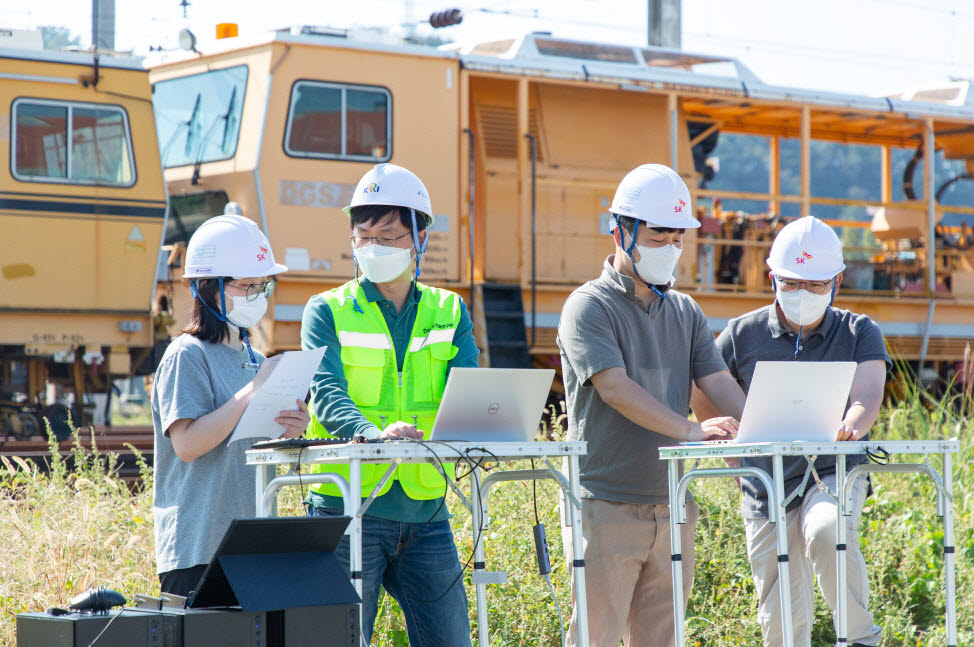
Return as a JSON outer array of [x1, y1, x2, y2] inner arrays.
[[309, 508, 472, 647]]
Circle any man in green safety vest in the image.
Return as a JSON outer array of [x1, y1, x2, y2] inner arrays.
[[301, 163, 478, 647]]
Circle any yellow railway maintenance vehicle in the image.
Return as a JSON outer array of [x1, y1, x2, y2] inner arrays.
[[0, 41, 167, 438], [150, 29, 974, 387]]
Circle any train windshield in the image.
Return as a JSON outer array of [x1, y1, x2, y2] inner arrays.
[[164, 190, 231, 245], [153, 65, 248, 169]]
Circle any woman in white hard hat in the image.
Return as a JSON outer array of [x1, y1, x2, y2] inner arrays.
[[151, 214, 309, 597], [693, 216, 889, 647], [558, 164, 745, 647]]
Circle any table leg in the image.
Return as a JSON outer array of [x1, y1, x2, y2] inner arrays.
[[349, 457, 364, 645], [835, 454, 848, 647], [470, 466, 490, 647], [668, 459, 685, 647], [943, 452, 957, 647], [568, 454, 589, 647], [255, 463, 274, 516], [772, 454, 795, 647]]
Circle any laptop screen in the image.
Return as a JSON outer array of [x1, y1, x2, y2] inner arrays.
[[430, 368, 554, 442]]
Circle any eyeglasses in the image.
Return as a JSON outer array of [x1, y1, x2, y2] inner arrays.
[[350, 231, 413, 246], [775, 277, 833, 295], [226, 280, 275, 301]]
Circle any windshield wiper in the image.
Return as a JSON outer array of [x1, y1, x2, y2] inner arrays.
[[191, 86, 238, 185], [183, 93, 202, 159]]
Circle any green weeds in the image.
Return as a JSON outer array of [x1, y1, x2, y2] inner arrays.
[[0, 392, 970, 646]]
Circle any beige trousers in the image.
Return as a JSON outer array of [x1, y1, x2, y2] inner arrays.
[[744, 475, 882, 647], [564, 498, 699, 647]]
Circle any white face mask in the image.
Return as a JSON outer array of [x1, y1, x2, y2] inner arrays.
[[354, 244, 413, 283], [776, 287, 831, 326], [632, 244, 682, 285], [225, 293, 268, 329]]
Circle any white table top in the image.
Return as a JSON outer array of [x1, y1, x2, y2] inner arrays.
[[659, 439, 959, 460], [246, 439, 588, 466]]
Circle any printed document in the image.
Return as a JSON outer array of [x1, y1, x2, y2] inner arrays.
[[229, 346, 326, 443]]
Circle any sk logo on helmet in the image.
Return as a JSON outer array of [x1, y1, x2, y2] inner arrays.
[[257, 245, 268, 262], [363, 183, 379, 193], [674, 199, 686, 213], [795, 250, 813, 264]]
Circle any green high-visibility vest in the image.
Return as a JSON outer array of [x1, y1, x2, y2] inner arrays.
[[306, 280, 461, 500]]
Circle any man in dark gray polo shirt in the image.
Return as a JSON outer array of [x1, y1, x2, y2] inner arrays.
[[558, 164, 746, 647], [693, 216, 889, 647]]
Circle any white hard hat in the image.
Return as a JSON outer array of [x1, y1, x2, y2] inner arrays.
[[609, 164, 699, 229], [767, 216, 845, 280], [343, 163, 433, 226], [183, 215, 288, 279]]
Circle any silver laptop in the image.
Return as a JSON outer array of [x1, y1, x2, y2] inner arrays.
[[430, 368, 555, 442], [734, 361, 857, 443]]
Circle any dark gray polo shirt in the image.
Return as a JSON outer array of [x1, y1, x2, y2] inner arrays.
[[717, 304, 891, 519], [557, 257, 728, 505]]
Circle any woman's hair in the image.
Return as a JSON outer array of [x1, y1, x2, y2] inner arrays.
[[183, 277, 234, 343]]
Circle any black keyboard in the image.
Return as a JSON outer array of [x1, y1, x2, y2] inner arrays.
[[251, 437, 351, 450]]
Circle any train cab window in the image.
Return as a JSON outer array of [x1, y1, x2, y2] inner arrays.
[[284, 81, 391, 162], [153, 65, 248, 169], [13, 100, 135, 186], [165, 190, 231, 245]]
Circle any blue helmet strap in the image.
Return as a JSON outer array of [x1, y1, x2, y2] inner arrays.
[[190, 279, 259, 369], [410, 208, 428, 279], [218, 277, 227, 320], [621, 219, 666, 301], [349, 238, 365, 313], [190, 278, 229, 323]]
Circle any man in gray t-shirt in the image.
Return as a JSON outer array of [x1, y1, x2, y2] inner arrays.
[[692, 217, 889, 647], [558, 164, 745, 647]]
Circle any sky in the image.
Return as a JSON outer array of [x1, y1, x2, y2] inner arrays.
[[6, 0, 974, 96]]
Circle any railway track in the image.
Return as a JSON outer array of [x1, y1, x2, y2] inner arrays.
[[0, 425, 154, 482]]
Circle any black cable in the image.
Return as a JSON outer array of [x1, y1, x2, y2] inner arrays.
[[386, 438, 452, 561], [402, 441, 492, 604], [867, 447, 890, 465], [452, 446, 498, 480]]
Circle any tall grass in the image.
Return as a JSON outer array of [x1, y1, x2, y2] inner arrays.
[[1, 392, 970, 647]]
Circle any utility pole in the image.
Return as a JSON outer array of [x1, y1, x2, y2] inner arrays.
[[648, 0, 681, 49], [92, 0, 115, 51]]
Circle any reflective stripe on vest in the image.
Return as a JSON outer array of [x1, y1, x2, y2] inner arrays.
[[307, 280, 461, 500], [338, 330, 393, 350]]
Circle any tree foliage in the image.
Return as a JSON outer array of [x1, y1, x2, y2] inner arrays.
[[40, 25, 82, 51]]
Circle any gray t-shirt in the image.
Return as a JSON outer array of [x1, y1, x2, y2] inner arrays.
[[152, 333, 267, 574], [557, 258, 728, 505], [717, 305, 891, 519]]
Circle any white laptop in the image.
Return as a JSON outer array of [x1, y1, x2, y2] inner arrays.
[[429, 368, 555, 442], [733, 361, 857, 443]]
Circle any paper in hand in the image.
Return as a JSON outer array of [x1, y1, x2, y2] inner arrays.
[[228, 346, 327, 443]]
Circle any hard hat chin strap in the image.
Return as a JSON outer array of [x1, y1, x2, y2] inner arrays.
[[410, 208, 428, 279], [349, 242, 365, 314], [190, 278, 260, 368], [190, 278, 230, 323], [619, 219, 666, 301]]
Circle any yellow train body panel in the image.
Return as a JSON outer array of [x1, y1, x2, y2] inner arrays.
[[0, 48, 166, 423], [148, 31, 974, 371]]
